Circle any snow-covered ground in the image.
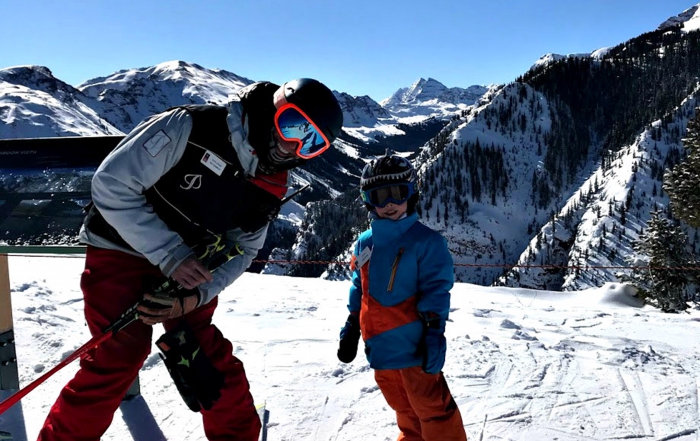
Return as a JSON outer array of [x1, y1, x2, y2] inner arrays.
[[1, 255, 699, 440]]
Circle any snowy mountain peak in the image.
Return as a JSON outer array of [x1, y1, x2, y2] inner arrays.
[[0, 65, 65, 92], [333, 91, 391, 128], [77, 60, 255, 132], [381, 77, 447, 106], [658, 3, 700, 32], [531, 3, 700, 74], [0, 64, 121, 138], [382, 77, 488, 108], [380, 78, 488, 123], [79, 60, 252, 96], [531, 52, 593, 71], [401, 77, 448, 103], [1, 64, 54, 79], [150, 60, 250, 86]]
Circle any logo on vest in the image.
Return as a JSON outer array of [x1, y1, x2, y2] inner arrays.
[[180, 174, 202, 190]]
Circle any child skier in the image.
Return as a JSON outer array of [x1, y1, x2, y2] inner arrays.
[[337, 153, 467, 441]]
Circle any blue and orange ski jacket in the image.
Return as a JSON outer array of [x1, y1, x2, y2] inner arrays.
[[347, 212, 454, 370]]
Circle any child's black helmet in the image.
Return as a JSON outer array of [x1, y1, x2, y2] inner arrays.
[[360, 154, 419, 213], [360, 154, 417, 190]]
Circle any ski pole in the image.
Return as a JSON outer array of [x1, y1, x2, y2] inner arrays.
[[0, 235, 243, 415], [280, 184, 310, 204], [0, 301, 141, 415]]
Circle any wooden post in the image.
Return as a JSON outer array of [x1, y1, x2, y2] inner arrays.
[[0, 254, 18, 390], [0, 255, 11, 335]]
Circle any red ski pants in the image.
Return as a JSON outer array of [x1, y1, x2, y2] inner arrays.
[[37, 246, 261, 441], [374, 366, 467, 441]]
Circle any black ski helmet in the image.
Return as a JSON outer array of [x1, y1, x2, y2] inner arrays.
[[360, 153, 419, 213], [280, 78, 343, 144], [250, 78, 343, 174]]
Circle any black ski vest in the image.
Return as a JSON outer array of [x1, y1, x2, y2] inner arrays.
[[87, 105, 284, 250]]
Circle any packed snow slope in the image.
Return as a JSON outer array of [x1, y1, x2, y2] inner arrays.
[[0, 256, 699, 440]]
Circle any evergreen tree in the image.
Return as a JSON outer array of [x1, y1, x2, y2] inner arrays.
[[288, 189, 369, 278], [623, 210, 693, 312], [664, 109, 700, 227]]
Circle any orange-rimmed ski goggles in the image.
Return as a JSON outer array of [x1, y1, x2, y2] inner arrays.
[[274, 103, 331, 159]]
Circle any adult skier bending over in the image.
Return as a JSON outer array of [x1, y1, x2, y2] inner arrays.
[[38, 78, 343, 441]]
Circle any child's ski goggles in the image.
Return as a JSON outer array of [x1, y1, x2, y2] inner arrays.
[[274, 103, 331, 159], [361, 182, 416, 208]]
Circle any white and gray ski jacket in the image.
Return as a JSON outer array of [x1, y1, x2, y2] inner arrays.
[[80, 99, 275, 306]]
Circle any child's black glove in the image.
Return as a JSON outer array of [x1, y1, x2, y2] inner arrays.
[[418, 315, 446, 374], [337, 314, 361, 363]]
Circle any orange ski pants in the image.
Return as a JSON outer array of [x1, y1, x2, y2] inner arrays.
[[374, 366, 467, 441]]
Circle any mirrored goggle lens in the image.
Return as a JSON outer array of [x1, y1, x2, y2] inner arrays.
[[362, 184, 412, 207], [275, 105, 330, 159]]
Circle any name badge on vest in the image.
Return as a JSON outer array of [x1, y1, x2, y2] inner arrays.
[[356, 245, 372, 269], [201, 150, 226, 176]]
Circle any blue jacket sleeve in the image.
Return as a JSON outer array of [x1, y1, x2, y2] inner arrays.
[[416, 233, 454, 321]]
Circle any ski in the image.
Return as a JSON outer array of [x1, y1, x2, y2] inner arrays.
[[256, 403, 269, 441]]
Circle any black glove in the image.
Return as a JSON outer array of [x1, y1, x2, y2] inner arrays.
[[156, 322, 224, 412], [418, 315, 446, 374], [337, 314, 361, 363]]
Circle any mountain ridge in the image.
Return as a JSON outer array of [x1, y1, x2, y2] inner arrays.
[[3, 3, 700, 293]]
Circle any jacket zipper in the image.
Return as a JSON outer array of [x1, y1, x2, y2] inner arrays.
[[387, 248, 405, 292]]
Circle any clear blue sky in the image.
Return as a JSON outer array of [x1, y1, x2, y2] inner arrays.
[[1, 0, 697, 102]]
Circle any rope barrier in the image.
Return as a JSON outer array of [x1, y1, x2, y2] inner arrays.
[[2, 254, 699, 272], [253, 260, 700, 271]]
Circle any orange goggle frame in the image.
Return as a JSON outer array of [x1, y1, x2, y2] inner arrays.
[[274, 103, 331, 159]]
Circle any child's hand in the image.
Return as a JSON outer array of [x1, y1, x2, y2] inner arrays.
[[419, 317, 446, 374], [337, 314, 361, 363]]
